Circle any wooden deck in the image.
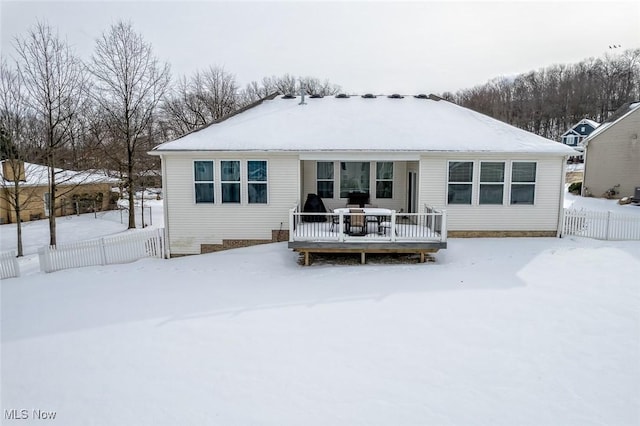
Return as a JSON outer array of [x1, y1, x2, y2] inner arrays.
[[288, 240, 447, 265], [288, 209, 447, 265]]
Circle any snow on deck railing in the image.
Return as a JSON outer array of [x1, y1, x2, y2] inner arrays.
[[0, 250, 20, 279], [289, 206, 447, 243], [38, 228, 164, 273], [563, 209, 640, 241]]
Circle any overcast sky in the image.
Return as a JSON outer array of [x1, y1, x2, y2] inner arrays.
[[1, 1, 639, 94]]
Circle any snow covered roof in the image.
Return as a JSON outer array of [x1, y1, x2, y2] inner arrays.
[[0, 161, 120, 187], [583, 102, 640, 143], [153, 95, 576, 155], [560, 118, 600, 137]]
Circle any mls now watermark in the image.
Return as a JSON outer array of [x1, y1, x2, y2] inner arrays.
[[4, 409, 57, 420]]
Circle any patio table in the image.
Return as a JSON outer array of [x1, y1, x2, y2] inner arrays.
[[333, 208, 395, 234]]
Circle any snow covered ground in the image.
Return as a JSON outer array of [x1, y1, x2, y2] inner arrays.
[[2, 197, 639, 425]]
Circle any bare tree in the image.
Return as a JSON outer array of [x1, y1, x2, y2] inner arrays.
[[14, 21, 89, 246], [448, 48, 640, 140], [89, 20, 170, 229], [0, 58, 33, 256], [161, 66, 238, 138]]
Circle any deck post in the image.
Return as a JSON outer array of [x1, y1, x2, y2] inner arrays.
[[339, 213, 345, 242], [440, 209, 448, 242], [391, 211, 397, 242], [361, 251, 366, 264], [288, 208, 295, 242]]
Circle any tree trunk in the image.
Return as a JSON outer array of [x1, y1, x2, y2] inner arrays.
[[48, 153, 57, 247], [127, 152, 136, 229], [13, 188, 23, 257]]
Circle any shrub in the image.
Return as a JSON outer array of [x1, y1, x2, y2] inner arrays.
[[568, 181, 582, 194]]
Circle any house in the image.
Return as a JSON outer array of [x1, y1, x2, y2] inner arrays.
[[560, 118, 599, 162], [150, 93, 576, 259], [582, 102, 640, 198], [0, 160, 120, 224]]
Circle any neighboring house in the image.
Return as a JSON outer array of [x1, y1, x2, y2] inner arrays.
[[582, 101, 640, 198], [150, 93, 576, 258], [0, 160, 120, 224], [560, 118, 599, 162]]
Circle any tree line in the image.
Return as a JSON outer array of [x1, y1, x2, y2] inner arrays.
[[441, 48, 640, 140], [2, 19, 639, 254], [0, 20, 340, 254]]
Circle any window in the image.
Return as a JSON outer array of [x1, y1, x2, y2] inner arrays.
[[340, 162, 370, 198], [221, 161, 240, 203], [479, 162, 504, 204], [248, 160, 267, 203], [376, 162, 393, 198], [511, 162, 536, 205], [194, 161, 214, 203], [316, 162, 334, 198], [447, 161, 473, 204]]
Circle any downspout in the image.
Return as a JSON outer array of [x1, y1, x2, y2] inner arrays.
[[581, 139, 590, 197], [557, 155, 568, 238], [160, 154, 171, 258]]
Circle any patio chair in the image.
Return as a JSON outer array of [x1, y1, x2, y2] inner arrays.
[[348, 209, 367, 236]]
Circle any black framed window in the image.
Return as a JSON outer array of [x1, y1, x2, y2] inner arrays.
[[194, 161, 214, 203], [316, 162, 334, 198], [479, 162, 504, 205], [221, 161, 240, 203], [340, 162, 370, 198], [376, 162, 393, 199], [248, 160, 267, 204], [447, 161, 473, 205], [510, 162, 536, 205]]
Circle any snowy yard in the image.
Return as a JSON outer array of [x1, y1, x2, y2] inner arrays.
[[1, 197, 640, 425]]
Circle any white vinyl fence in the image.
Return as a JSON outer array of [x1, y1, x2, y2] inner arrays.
[[38, 228, 164, 273], [0, 250, 20, 279], [563, 209, 640, 240]]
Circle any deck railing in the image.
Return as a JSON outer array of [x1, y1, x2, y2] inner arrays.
[[289, 206, 447, 243]]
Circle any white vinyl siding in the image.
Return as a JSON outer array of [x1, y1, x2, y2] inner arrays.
[[164, 153, 299, 255], [420, 154, 563, 232]]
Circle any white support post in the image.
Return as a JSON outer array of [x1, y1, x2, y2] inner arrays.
[[288, 208, 295, 242], [339, 213, 345, 242], [441, 209, 448, 242], [391, 211, 397, 242]]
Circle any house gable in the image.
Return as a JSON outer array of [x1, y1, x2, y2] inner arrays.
[[582, 103, 640, 197]]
